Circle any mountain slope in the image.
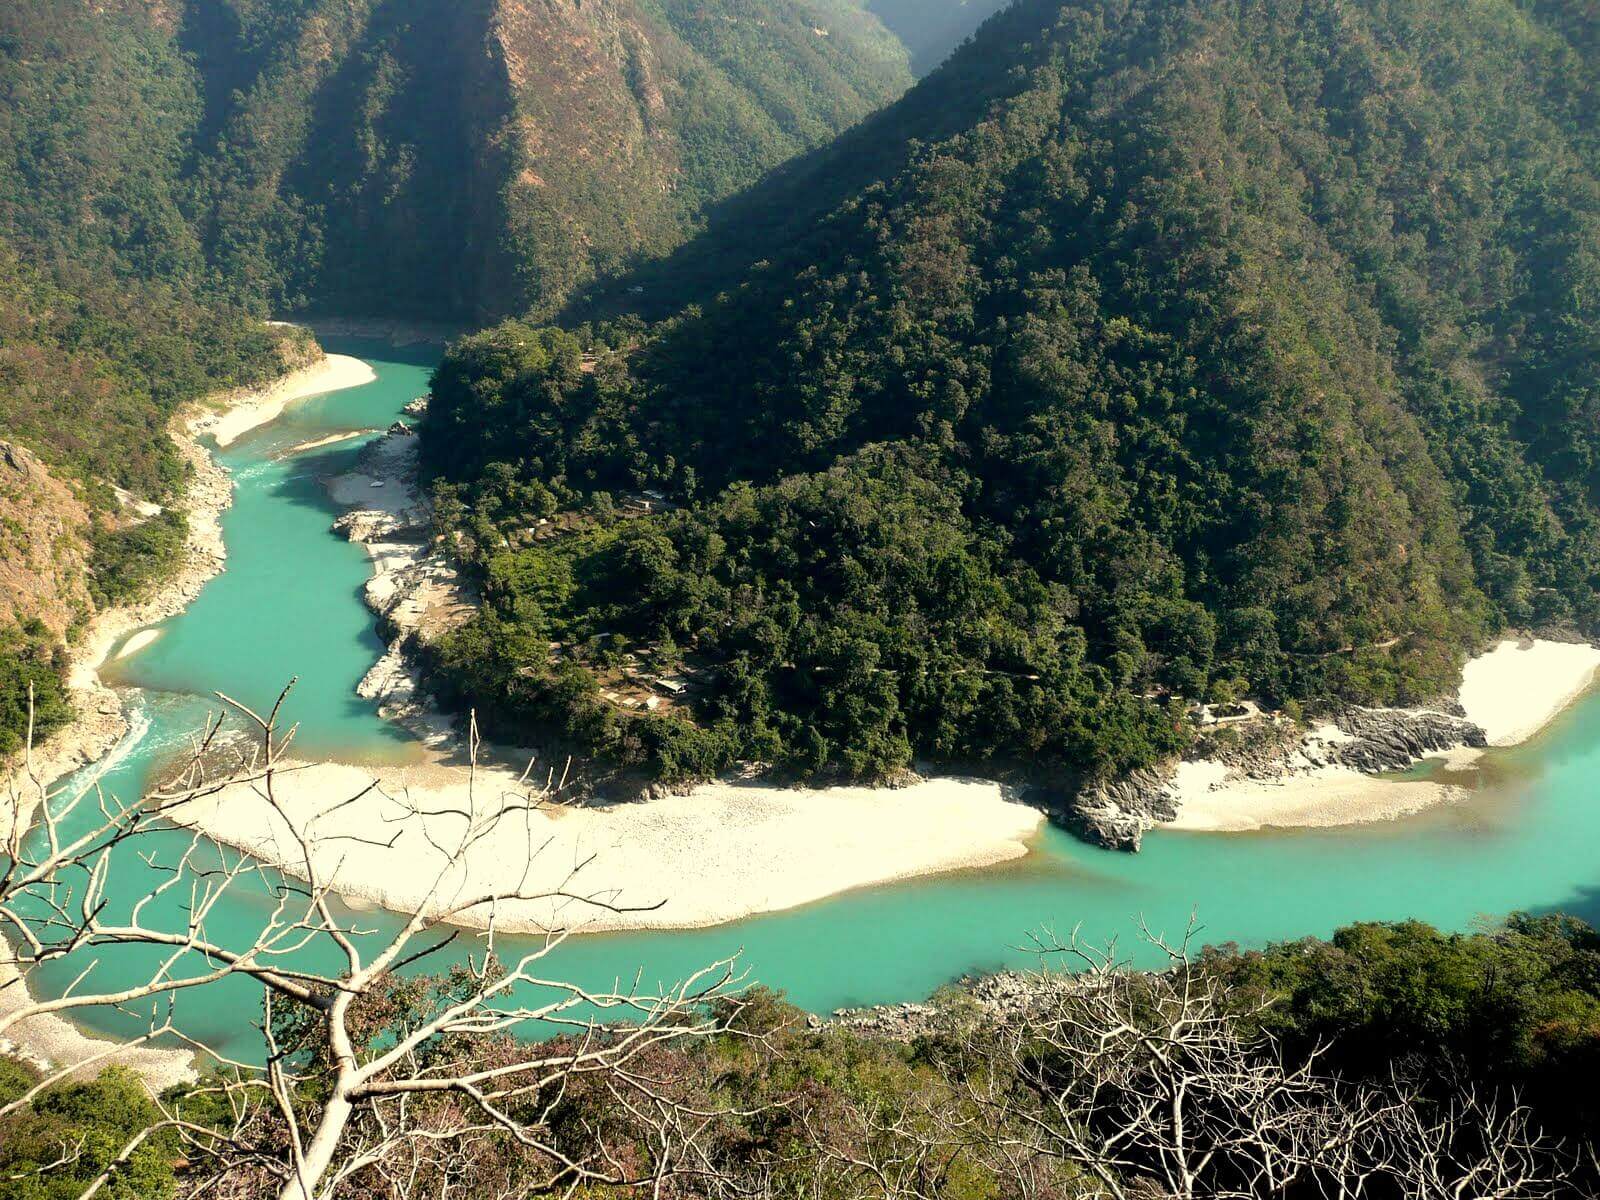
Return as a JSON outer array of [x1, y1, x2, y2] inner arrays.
[[0, 0, 912, 324], [0, 0, 914, 758], [421, 0, 1600, 790]]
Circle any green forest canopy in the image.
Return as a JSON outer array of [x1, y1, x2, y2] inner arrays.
[[422, 0, 1600, 789]]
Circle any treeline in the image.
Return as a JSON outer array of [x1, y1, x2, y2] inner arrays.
[[2, 915, 1596, 1197], [422, 0, 1600, 787], [1211, 913, 1600, 1148]]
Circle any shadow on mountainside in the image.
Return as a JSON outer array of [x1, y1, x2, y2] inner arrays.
[[556, 0, 1062, 327]]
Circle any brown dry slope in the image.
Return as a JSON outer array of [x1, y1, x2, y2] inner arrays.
[[0, 442, 91, 640]]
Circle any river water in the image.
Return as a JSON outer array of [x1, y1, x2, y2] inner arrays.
[[24, 338, 1600, 1061]]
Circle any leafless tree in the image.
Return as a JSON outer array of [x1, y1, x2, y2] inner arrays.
[[934, 918, 1574, 1199], [1, 685, 287, 1098], [2, 685, 1584, 1200], [2, 686, 743, 1199]]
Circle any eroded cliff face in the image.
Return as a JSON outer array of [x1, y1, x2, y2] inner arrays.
[[0, 442, 91, 640]]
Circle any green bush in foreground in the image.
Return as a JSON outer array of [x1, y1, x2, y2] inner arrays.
[[1207, 914, 1600, 1142]]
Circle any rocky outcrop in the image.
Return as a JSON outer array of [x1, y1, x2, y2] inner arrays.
[[1324, 708, 1486, 774], [328, 426, 476, 743], [1055, 704, 1490, 854], [828, 970, 1086, 1041], [1053, 767, 1179, 852], [0, 440, 92, 640]]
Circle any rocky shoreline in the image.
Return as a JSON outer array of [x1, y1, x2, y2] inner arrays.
[[825, 970, 1084, 1041], [1058, 704, 1493, 852], [325, 406, 475, 746]]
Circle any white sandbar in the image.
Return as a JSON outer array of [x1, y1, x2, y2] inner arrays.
[[1458, 638, 1600, 746], [167, 762, 1044, 934], [1167, 638, 1600, 833], [208, 354, 376, 447], [114, 628, 163, 660]]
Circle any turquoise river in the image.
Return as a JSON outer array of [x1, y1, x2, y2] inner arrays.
[[23, 338, 1600, 1061]]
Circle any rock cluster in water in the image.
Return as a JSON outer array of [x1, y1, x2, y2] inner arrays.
[[328, 426, 476, 743], [1056, 767, 1180, 852]]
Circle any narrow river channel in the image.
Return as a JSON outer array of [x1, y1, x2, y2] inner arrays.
[[25, 337, 1600, 1062]]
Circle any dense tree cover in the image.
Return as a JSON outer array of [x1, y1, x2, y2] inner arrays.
[[0, 244, 302, 502], [1208, 914, 1600, 1146], [2, 916, 1595, 1196], [87, 511, 190, 610], [425, 0, 1600, 787], [0, 1, 314, 753], [0, 1, 209, 300], [200, 0, 910, 320], [428, 405, 1188, 782], [0, 2, 314, 499], [0, 620, 72, 759], [0, 1061, 177, 1200]]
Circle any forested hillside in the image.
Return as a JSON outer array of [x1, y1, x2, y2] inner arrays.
[[422, 0, 1600, 790], [0, 0, 912, 325], [0, 239, 311, 757]]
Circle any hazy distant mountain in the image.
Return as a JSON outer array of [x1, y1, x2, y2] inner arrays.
[[868, 0, 1011, 73]]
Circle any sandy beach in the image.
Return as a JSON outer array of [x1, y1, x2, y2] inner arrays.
[[1459, 639, 1600, 746], [0, 964, 197, 1093], [1164, 760, 1464, 833], [166, 763, 1044, 934], [205, 354, 375, 447], [1166, 638, 1600, 833]]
